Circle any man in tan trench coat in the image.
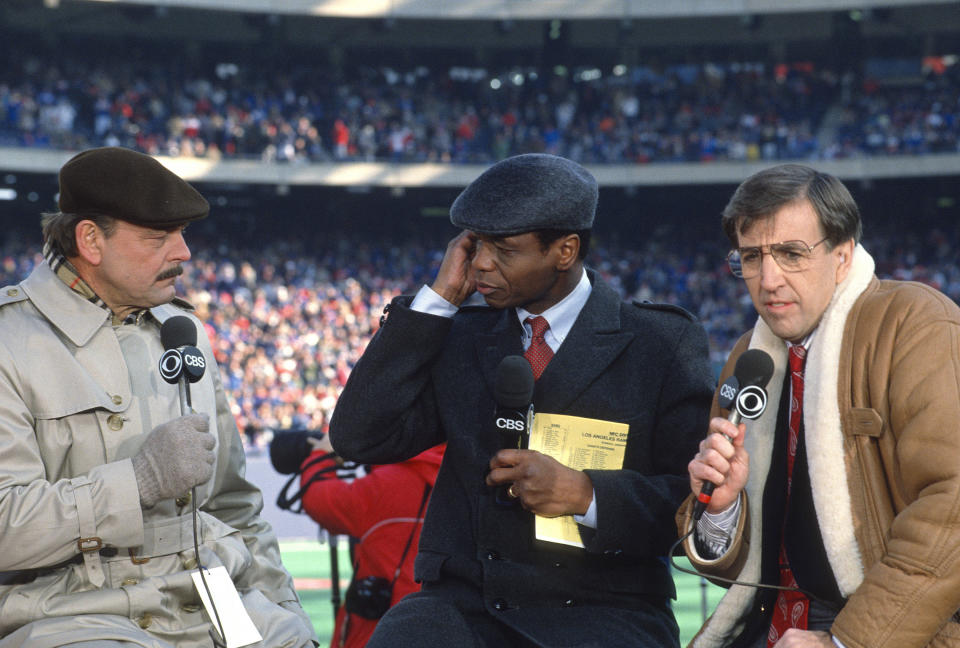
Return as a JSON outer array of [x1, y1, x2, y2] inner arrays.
[[0, 147, 317, 647]]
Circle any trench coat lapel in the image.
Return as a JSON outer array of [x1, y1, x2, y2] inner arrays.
[[20, 261, 133, 407], [22, 261, 109, 347]]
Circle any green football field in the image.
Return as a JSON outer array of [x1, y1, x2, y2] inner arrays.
[[279, 541, 725, 646]]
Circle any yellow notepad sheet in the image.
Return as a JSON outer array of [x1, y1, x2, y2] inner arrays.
[[526, 412, 628, 548]]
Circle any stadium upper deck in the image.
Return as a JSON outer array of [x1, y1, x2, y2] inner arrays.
[[1, 0, 959, 188]]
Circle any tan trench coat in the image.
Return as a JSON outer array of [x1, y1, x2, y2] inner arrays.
[[0, 261, 316, 647], [679, 246, 960, 648]]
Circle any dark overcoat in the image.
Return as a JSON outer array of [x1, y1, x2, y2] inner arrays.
[[330, 271, 714, 647]]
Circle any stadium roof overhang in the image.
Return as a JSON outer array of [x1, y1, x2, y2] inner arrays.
[[66, 0, 960, 20], [4, 147, 960, 189]]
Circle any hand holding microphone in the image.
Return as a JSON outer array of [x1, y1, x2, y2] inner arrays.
[[131, 316, 214, 508], [133, 414, 215, 508], [691, 349, 774, 521]]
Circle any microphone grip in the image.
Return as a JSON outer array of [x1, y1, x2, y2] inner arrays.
[[692, 410, 741, 522], [177, 377, 192, 415], [494, 429, 524, 506]]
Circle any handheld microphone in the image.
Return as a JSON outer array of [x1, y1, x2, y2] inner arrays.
[[693, 348, 774, 521], [159, 316, 207, 414], [492, 355, 534, 505], [158, 316, 225, 645]]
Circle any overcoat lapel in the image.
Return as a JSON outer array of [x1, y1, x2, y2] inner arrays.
[[473, 272, 632, 414], [475, 308, 525, 398], [536, 277, 632, 413]]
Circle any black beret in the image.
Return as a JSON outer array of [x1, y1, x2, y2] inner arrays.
[[58, 147, 209, 227], [450, 153, 597, 236]]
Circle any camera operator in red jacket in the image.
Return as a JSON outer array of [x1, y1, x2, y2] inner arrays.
[[298, 434, 445, 648]]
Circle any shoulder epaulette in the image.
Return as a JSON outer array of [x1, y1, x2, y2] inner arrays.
[[631, 300, 697, 321], [0, 285, 28, 307]]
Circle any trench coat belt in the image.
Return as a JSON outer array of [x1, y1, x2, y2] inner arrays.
[[66, 514, 214, 568], [109, 513, 213, 560], [14, 513, 230, 585], [73, 475, 106, 587]]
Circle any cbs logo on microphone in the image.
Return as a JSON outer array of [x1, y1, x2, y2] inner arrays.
[[159, 347, 206, 384], [496, 418, 526, 431], [735, 385, 767, 420]]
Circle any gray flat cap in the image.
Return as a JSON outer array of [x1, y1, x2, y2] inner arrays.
[[450, 153, 597, 235]]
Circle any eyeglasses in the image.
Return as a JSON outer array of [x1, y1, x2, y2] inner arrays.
[[726, 237, 829, 279]]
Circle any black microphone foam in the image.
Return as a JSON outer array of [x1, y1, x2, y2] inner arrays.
[[161, 315, 197, 350], [732, 348, 775, 389], [692, 348, 775, 522], [494, 355, 534, 409]]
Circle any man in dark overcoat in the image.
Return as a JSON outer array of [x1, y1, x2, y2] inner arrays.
[[330, 153, 714, 647]]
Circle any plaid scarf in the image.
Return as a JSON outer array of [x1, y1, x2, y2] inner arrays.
[[44, 242, 147, 326]]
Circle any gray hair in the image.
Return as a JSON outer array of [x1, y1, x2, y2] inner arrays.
[[41, 212, 117, 258], [721, 164, 862, 248]]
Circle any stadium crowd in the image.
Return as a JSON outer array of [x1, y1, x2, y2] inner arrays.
[[2, 223, 958, 450], [2, 48, 959, 164]]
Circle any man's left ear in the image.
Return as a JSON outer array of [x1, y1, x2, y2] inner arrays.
[[74, 220, 104, 266], [555, 234, 580, 271], [835, 239, 855, 284]]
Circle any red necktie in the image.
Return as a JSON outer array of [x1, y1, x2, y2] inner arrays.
[[524, 316, 554, 381], [767, 344, 810, 647]]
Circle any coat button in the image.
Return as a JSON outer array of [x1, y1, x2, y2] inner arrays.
[[112, 394, 123, 405], [492, 599, 508, 611], [137, 614, 152, 629], [553, 561, 564, 568], [486, 551, 500, 561], [107, 414, 124, 430], [181, 602, 202, 613], [6, 288, 17, 297], [121, 578, 138, 586], [182, 556, 198, 570], [176, 492, 192, 507], [563, 599, 575, 607]]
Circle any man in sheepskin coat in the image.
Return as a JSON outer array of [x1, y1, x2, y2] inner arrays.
[[678, 164, 960, 648]]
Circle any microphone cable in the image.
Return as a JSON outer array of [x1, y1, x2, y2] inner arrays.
[[192, 485, 227, 648], [668, 529, 841, 610]]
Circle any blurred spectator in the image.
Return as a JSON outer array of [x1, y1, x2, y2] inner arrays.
[[2, 48, 959, 164], [1, 226, 958, 445]]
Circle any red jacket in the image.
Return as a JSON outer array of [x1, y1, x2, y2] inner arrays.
[[299, 444, 445, 648]]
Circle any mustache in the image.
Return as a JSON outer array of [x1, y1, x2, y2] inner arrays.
[[155, 265, 184, 281]]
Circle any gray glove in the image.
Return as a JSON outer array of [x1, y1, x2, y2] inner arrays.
[[133, 414, 215, 508]]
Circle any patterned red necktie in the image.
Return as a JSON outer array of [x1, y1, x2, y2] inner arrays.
[[524, 316, 554, 381], [767, 344, 810, 647]]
